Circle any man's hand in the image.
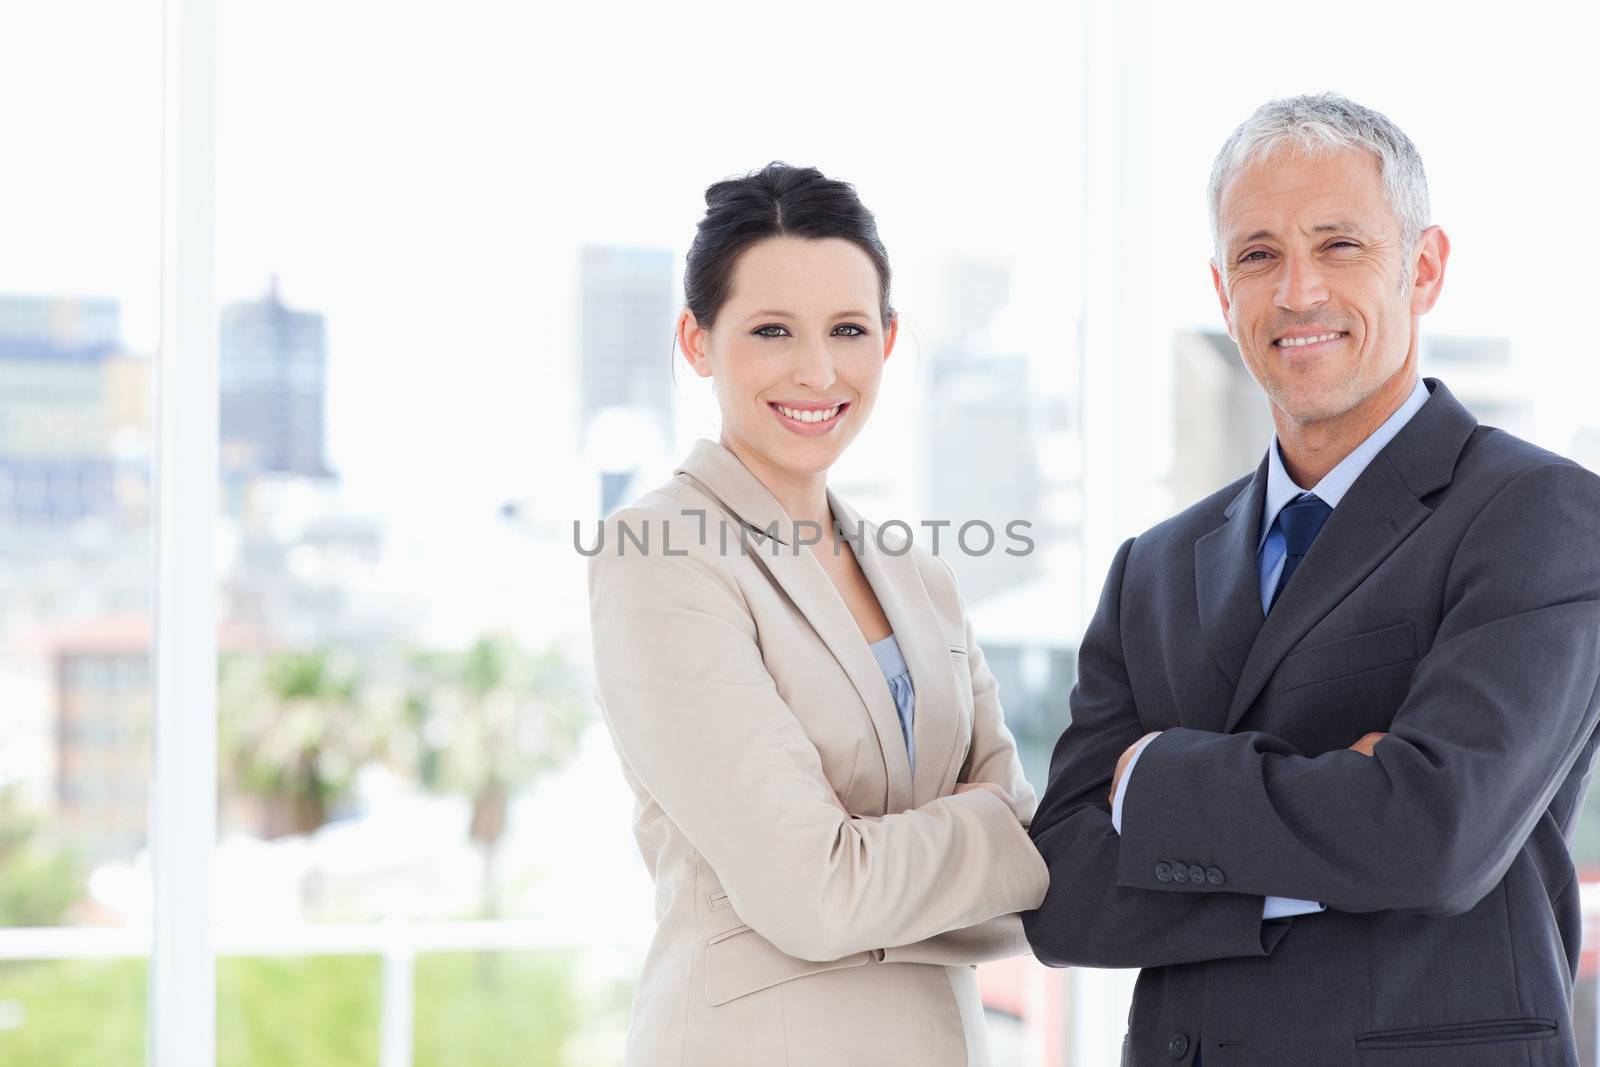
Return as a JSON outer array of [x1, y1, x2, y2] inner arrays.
[[1348, 731, 1387, 757], [1109, 731, 1163, 807]]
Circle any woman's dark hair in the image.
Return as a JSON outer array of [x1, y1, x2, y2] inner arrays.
[[684, 162, 894, 329]]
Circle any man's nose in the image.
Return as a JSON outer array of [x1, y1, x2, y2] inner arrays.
[[792, 337, 837, 391], [1274, 252, 1330, 312]]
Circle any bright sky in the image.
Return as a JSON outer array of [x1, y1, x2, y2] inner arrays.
[[3, 0, 1598, 640]]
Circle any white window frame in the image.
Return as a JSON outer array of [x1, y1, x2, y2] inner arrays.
[[150, 0, 217, 1062]]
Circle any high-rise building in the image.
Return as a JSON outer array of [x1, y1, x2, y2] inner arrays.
[[220, 280, 332, 480], [0, 295, 125, 527], [1170, 329, 1528, 509], [0, 293, 119, 348], [578, 246, 676, 515], [1169, 328, 1274, 507], [921, 262, 1072, 605], [1419, 334, 1531, 439], [47, 618, 151, 865]]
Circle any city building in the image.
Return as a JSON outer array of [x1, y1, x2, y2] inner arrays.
[[1169, 327, 1274, 509], [220, 279, 333, 480], [0, 294, 128, 528], [1170, 329, 1529, 512], [921, 261, 1074, 605], [578, 246, 675, 516], [1418, 334, 1532, 439]]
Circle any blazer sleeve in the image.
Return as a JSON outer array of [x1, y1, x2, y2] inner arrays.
[[1115, 461, 1600, 916], [1023, 539, 1296, 969], [589, 510, 1049, 963], [881, 557, 1041, 966]]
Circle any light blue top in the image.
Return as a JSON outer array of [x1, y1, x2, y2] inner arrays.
[[868, 633, 916, 774], [1256, 377, 1432, 613], [1115, 377, 1431, 922]]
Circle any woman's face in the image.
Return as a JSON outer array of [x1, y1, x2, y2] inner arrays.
[[679, 235, 897, 484]]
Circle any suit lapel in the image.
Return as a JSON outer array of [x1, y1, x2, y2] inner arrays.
[[833, 491, 958, 809], [1194, 459, 1270, 711], [1220, 380, 1479, 731], [676, 440, 915, 813], [1222, 459, 1432, 730]]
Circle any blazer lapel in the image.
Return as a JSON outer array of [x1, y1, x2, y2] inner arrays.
[[1194, 458, 1270, 712], [676, 440, 916, 813], [1221, 380, 1478, 731], [832, 491, 958, 809]]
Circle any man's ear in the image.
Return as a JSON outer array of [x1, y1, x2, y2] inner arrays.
[[677, 310, 714, 378], [1409, 225, 1450, 316], [1210, 260, 1236, 341]]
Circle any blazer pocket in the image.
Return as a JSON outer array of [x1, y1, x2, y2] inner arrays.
[[1354, 1017, 1556, 1049], [703, 925, 872, 1007], [1282, 621, 1417, 692]]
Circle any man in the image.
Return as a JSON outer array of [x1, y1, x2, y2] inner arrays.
[[1023, 93, 1600, 1066]]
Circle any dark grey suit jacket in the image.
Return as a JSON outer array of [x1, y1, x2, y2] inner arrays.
[[1024, 379, 1600, 1066]]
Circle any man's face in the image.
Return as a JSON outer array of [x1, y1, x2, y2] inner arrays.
[[1211, 148, 1437, 427]]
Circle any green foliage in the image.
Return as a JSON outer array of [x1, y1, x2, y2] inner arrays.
[[403, 637, 588, 818], [400, 636, 588, 916], [218, 649, 387, 838], [0, 959, 143, 1066], [0, 952, 602, 1067], [413, 951, 584, 1067], [217, 637, 587, 852], [0, 788, 83, 927], [218, 955, 381, 1066]]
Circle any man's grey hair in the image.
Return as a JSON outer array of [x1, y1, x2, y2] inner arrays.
[[1208, 92, 1430, 284]]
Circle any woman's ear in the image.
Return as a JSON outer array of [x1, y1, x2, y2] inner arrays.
[[881, 312, 900, 363], [677, 309, 714, 378]]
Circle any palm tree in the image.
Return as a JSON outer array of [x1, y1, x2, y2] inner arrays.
[[218, 648, 383, 839], [403, 635, 585, 917]]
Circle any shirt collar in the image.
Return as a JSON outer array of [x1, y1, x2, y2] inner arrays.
[[1258, 376, 1431, 550]]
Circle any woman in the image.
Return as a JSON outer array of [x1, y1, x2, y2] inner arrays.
[[588, 163, 1048, 1067]]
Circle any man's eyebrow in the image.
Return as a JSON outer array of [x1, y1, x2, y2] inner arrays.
[[1230, 221, 1366, 248]]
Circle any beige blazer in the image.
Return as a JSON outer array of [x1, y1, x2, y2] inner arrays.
[[588, 440, 1049, 1067]]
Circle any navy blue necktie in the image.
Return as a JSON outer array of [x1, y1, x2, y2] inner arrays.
[[1269, 493, 1332, 612]]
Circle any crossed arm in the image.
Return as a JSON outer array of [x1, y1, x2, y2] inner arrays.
[[590, 514, 1047, 964], [1024, 462, 1600, 969]]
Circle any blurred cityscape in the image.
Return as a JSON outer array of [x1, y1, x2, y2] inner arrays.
[[5, 245, 1600, 1064]]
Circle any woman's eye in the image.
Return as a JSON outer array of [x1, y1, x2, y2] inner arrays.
[[832, 323, 866, 337], [753, 324, 789, 339]]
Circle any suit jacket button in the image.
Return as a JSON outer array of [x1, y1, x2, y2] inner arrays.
[[1155, 862, 1173, 883], [1167, 1033, 1189, 1058], [1188, 864, 1205, 885], [1206, 866, 1225, 886], [1172, 863, 1189, 883]]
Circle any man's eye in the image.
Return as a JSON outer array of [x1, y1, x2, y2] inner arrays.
[[833, 323, 866, 337], [1327, 240, 1359, 250], [1240, 250, 1271, 263], [753, 325, 789, 339]]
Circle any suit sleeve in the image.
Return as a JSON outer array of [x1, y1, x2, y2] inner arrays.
[[1023, 539, 1295, 969], [589, 511, 1049, 963], [1116, 461, 1600, 916], [880, 557, 1042, 966]]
